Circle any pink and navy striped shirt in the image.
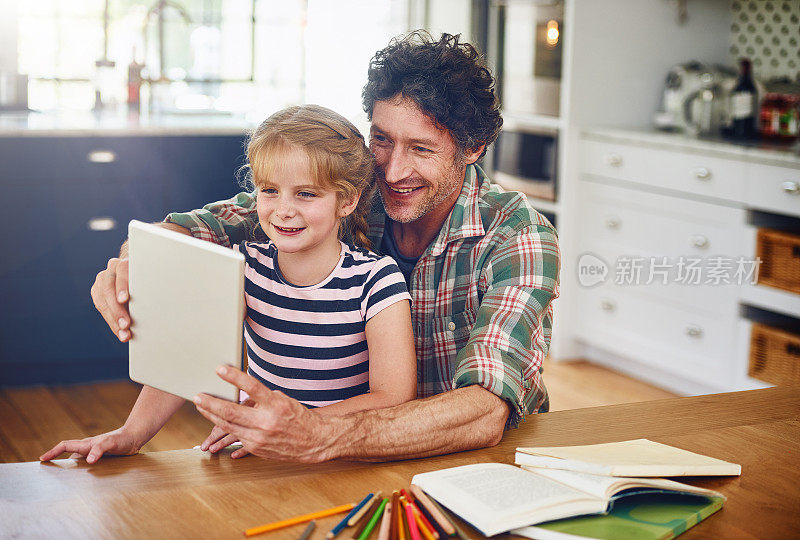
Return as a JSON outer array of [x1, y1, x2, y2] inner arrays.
[[238, 240, 411, 407]]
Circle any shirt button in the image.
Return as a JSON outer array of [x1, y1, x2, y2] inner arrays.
[[448, 321, 456, 331]]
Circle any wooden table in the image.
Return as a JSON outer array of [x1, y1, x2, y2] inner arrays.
[[2, 387, 799, 539]]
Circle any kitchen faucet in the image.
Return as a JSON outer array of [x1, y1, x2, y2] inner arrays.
[[142, 0, 192, 82]]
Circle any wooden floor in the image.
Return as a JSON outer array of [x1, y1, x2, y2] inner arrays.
[[0, 359, 677, 463]]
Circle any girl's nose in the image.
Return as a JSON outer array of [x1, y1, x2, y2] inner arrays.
[[276, 197, 296, 218]]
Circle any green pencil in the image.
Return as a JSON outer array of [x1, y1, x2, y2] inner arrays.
[[357, 498, 388, 540]]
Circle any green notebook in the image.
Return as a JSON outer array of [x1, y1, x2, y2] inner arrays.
[[513, 492, 724, 540]]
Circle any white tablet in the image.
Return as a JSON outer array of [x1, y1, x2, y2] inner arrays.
[[128, 220, 245, 402]]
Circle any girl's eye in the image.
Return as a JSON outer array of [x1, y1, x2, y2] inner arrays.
[[298, 191, 316, 198], [261, 188, 277, 195]]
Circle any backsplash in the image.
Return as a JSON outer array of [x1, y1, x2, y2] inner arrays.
[[729, 0, 800, 82]]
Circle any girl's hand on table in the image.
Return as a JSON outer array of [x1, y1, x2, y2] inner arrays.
[[39, 427, 143, 464]]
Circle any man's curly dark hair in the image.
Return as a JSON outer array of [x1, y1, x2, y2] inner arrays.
[[362, 31, 502, 160]]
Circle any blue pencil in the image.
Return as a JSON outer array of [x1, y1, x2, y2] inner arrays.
[[327, 493, 374, 539]]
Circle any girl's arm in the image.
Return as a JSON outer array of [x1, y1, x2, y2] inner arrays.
[[40, 385, 185, 463], [317, 300, 416, 417]]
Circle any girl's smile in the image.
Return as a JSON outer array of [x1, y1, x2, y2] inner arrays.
[[255, 144, 357, 285]]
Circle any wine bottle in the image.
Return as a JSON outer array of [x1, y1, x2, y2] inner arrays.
[[730, 58, 758, 140]]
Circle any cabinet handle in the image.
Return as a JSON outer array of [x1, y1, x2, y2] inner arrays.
[[605, 153, 623, 167], [685, 325, 704, 338], [87, 150, 117, 163], [600, 299, 616, 312], [782, 181, 800, 195], [604, 216, 622, 229], [689, 234, 709, 249], [692, 167, 711, 180], [87, 217, 117, 231]]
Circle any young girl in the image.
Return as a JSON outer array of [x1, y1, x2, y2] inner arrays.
[[40, 105, 417, 464]]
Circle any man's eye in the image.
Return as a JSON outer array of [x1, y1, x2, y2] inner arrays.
[[371, 134, 387, 143], [414, 146, 431, 153]]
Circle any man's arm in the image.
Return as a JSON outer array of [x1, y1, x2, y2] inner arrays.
[[193, 366, 509, 462]]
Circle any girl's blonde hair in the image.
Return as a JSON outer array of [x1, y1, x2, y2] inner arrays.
[[245, 104, 376, 250]]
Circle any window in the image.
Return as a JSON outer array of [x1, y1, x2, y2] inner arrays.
[[17, 0, 408, 123]]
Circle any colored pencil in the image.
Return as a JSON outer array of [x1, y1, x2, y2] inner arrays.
[[377, 499, 393, 540], [245, 503, 354, 537], [395, 492, 405, 540], [349, 492, 382, 527], [390, 491, 400, 540], [356, 498, 388, 540], [352, 497, 381, 540], [404, 493, 447, 540], [403, 499, 422, 540], [400, 490, 438, 539], [327, 493, 374, 539], [409, 486, 455, 537], [298, 521, 317, 540], [422, 494, 468, 540]]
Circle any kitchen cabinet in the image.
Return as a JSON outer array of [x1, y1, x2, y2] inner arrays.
[[0, 133, 247, 386], [572, 129, 799, 394]]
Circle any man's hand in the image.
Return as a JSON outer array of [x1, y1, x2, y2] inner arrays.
[[39, 427, 144, 464], [199, 399, 256, 459], [193, 366, 339, 463], [91, 257, 132, 342]]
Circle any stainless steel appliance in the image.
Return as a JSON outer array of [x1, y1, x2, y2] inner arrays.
[[490, 119, 558, 202]]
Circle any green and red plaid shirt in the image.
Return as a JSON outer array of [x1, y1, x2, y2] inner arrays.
[[166, 164, 560, 427]]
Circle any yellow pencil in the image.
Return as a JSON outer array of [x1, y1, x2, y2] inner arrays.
[[245, 503, 356, 537]]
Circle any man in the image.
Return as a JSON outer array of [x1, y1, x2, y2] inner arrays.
[[92, 32, 560, 462]]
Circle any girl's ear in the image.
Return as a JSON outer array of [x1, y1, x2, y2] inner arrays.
[[338, 192, 360, 218]]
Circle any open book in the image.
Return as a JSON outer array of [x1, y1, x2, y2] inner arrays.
[[410, 463, 724, 537], [515, 439, 741, 477]]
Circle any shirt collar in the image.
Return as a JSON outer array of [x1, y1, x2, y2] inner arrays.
[[428, 163, 486, 257]]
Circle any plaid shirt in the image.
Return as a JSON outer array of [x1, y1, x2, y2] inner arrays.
[[166, 164, 560, 427]]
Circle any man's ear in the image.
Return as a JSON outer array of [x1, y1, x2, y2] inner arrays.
[[338, 192, 360, 218], [464, 145, 485, 165]]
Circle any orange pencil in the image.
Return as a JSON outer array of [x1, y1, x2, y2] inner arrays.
[[244, 503, 355, 537], [395, 492, 406, 540]]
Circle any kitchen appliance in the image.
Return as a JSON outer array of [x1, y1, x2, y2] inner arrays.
[[493, 0, 563, 117], [654, 61, 766, 136], [491, 118, 558, 202]]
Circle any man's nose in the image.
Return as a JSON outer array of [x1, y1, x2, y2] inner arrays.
[[383, 147, 412, 184]]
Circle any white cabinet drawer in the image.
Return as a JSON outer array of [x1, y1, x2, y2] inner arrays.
[[576, 181, 747, 315], [581, 139, 747, 204], [579, 180, 747, 258], [746, 162, 800, 218], [575, 286, 737, 385]]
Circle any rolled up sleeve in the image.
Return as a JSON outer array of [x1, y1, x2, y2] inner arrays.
[[453, 224, 560, 428], [164, 191, 261, 247]]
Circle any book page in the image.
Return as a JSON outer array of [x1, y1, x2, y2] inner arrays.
[[525, 467, 723, 501], [516, 439, 741, 477], [411, 463, 602, 536]]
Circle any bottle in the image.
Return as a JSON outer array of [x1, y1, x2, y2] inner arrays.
[[127, 48, 144, 113], [730, 58, 758, 140]]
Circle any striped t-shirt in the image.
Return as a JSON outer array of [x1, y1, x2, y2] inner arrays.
[[238, 240, 411, 407]]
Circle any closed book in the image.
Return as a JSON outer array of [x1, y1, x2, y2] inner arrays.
[[515, 439, 741, 478]]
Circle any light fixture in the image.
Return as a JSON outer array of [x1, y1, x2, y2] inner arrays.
[[546, 20, 559, 46]]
